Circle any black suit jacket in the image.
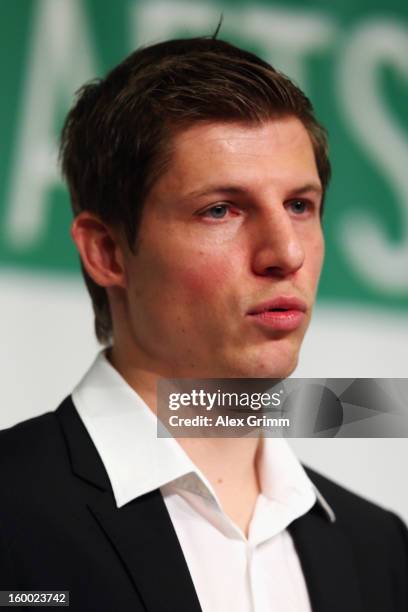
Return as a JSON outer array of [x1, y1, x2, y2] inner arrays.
[[0, 396, 407, 611]]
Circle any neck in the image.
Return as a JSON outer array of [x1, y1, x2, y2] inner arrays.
[[179, 436, 262, 536], [107, 345, 262, 536]]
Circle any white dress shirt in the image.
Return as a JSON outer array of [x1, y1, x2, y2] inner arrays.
[[72, 351, 335, 612]]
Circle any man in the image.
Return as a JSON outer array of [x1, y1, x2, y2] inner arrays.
[[0, 36, 407, 611]]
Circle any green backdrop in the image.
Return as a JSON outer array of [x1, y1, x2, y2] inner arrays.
[[1, 0, 407, 311]]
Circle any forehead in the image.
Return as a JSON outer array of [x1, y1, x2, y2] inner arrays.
[[156, 117, 320, 197]]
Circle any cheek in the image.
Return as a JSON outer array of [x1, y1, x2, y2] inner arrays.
[[306, 234, 325, 286], [169, 251, 235, 302], [131, 241, 241, 311]]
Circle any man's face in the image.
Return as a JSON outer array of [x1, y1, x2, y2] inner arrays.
[[120, 117, 324, 378]]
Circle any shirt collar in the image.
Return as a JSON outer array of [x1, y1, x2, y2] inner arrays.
[[72, 351, 335, 523]]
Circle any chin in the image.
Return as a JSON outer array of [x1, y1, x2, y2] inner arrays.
[[237, 347, 300, 379], [253, 364, 297, 379], [219, 356, 298, 380]]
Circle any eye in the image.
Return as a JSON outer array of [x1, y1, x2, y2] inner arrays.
[[201, 203, 230, 219], [286, 199, 311, 215]]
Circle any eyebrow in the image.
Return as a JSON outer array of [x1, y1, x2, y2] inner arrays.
[[185, 182, 323, 199], [289, 183, 323, 196], [185, 185, 247, 199]]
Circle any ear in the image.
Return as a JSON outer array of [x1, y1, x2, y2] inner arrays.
[[71, 211, 127, 288]]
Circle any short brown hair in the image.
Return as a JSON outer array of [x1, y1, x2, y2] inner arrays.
[[60, 37, 331, 345]]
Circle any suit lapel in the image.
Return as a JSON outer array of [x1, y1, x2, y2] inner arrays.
[[57, 397, 202, 612], [89, 489, 202, 612], [289, 506, 363, 612]]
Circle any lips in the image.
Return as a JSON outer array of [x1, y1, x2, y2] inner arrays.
[[247, 296, 307, 332], [248, 297, 307, 315]]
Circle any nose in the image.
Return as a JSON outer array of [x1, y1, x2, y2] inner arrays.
[[251, 209, 305, 278]]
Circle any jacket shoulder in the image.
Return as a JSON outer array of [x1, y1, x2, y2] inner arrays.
[[0, 398, 72, 489], [306, 465, 398, 521], [306, 465, 408, 553]]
